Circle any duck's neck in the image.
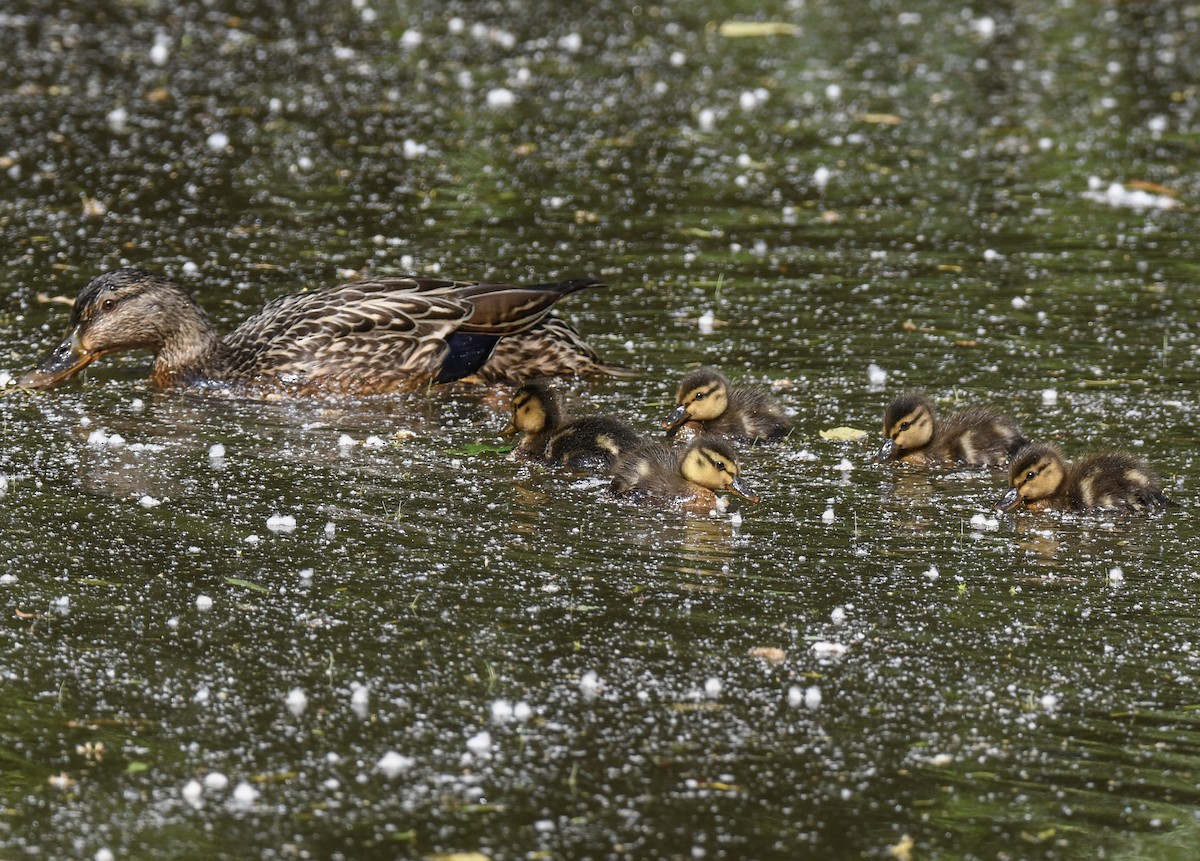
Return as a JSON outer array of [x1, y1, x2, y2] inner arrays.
[[148, 292, 231, 386]]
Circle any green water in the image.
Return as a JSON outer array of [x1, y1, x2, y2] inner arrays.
[[2, 1, 1199, 859]]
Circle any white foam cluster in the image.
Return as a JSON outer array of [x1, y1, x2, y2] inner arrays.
[[1083, 178, 1179, 210], [486, 87, 516, 109], [266, 514, 297, 533], [466, 731, 493, 756], [285, 687, 308, 717], [579, 670, 601, 699], [87, 429, 126, 448], [697, 310, 715, 334], [867, 363, 888, 387], [376, 751, 414, 778]]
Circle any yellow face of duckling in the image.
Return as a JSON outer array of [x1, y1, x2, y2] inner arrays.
[[679, 438, 759, 502], [662, 369, 731, 431], [876, 396, 935, 463], [502, 385, 551, 436], [995, 444, 1066, 511]]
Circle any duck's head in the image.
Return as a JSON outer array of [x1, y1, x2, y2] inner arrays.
[[662, 367, 731, 432], [19, 268, 195, 389], [679, 434, 759, 502], [502, 380, 563, 436], [996, 442, 1065, 511], [875, 392, 936, 463]]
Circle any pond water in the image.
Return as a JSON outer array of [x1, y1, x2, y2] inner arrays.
[[2, 1, 1199, 859]]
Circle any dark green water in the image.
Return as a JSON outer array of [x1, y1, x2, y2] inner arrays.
[[2, 1, 1199, 859]]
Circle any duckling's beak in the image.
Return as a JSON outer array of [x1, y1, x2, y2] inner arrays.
[[729, 475, 760, 504], [994, 486, 1023, 512], [661, 404, 690, 433], [500, 419, 518, 437], [17, 328, 97, 389], [873, 438, 898, 464]]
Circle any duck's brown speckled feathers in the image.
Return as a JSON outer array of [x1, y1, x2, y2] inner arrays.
[[465, 316, 637, 384], [18, 267, 603, 394], [995, 442, 1171, 513], [875, 391, 1024, 466], [503, 379, 642, 471], [610, 434, 759, 506], [662, 367, 791, 443]]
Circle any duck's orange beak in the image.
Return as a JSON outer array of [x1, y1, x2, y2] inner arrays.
[[729, 475, 760, 504], [17, 328, 98, 389], [873, 438, 898, 463], [662, 403, 690, 434], [994, 486, 1023, 512]]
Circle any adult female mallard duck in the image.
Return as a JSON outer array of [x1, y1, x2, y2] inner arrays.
[[503, 379, 642, 471], [874, 391, 1025, 466], [661, 367, 791, 443], [995, 442, 1171, 513], [466, 316, 637, 384], [610, 434, 760, 507], [18, 267, 608, 395]]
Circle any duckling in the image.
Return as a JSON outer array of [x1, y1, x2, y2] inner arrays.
[[995, 442, 1171, 513], [661, 367, 791, 443], [875, 391, 1024, 466], [466, 316, 637, 384], [610, 434, 760, 507], [503, 380, 642, 471], [18, 267, 605, 395]]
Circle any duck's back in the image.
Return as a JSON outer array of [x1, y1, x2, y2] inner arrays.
[[610, 443, 689, 500], [467, 316, 637, 384], [547, 416, 643, 471], [929, 406, 1024, 466], [220, 278, 471, 390], [708, 387, 791, 442], [1065, 452, 1171, 511], [220, 277, 593, 392]]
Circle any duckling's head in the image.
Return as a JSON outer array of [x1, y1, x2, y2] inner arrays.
[[503, 380, 563, 436], [875, 392, 936, 463], [679, 434, 759, 502], [19, 268, 203, 388], [995, 442, 1066, 511], [663, 367, 731, 431]]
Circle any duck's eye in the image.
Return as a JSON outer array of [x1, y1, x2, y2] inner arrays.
[[101, 298, 116, 311], [899, 421, 910, 431], [1025, 470, 1036, 481], [693, 392, 706, 401]]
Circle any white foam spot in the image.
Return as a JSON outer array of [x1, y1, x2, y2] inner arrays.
[[486, 87, 516, 109], [1108, 566, 1124, 583], [866, 363, 888, 387], [803, 685, 822, 709], [350, 683, 370, 718], [466, 730, 493, 756], [811, 641, 848, 658], [831, 606, 847, 625], [203, 772, 229, 791], [139, 495, 161, 508], [580, 670, 601, 699], [1041, 388, 1058, 405], [704, 677, 722, 698], [697, 310, 715, 334], [813, 165, 832, 191], [231, 781, 258, 808], [182, 779, 204, 808], [697, 107, 716, 132], [285, 687, 308, 717], [266, 514, 297, 533], [195, 595, 213, 611], [206, 131, 230, 152], [924, 565, 940, 581]]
